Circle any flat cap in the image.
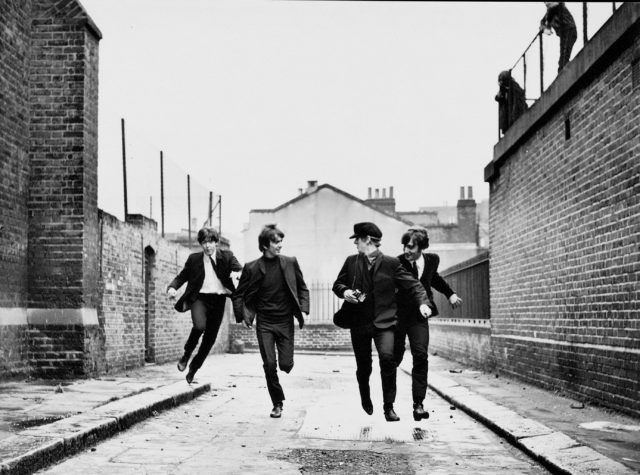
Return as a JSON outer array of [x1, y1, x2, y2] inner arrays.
[[349, 222, 382, 239]]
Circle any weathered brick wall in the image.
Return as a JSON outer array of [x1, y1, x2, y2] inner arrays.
[[0, 1, 235, 379], [27, 0, 100, 310], [98, 211, 232, 373], [0, 0, 103, 378], [0, 0, 30, 310], [24, 0, 103, 378], [0, 326, 29, 377], [429, 320, 493, 371], [487, 13, 640, 416], [0, 0, 32, 375], [229, 323, 352, 352]]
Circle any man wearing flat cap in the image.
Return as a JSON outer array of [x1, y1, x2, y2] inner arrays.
[[332, 222, 431, 422]]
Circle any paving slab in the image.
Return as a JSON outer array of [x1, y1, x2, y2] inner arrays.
[[0, 378, 210, 474], [521, 432, 637, 475], [0, 351, 637, 474], [412, 354, 640, 474]]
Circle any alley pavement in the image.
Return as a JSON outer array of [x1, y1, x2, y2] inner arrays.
[[0, 351, 637, 474]]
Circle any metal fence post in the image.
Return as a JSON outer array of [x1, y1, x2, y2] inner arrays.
[[539, 32, 544, 95], [583, 2, 588, 45]]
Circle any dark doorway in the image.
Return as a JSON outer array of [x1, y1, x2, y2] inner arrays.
[[144, 246, 156, 363]]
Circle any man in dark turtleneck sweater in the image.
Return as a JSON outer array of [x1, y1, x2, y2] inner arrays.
[[232, 224, 309, 418]]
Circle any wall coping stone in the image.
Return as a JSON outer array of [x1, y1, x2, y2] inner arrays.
[[430, 318, 491, 329], [27, 308, 98, 326]]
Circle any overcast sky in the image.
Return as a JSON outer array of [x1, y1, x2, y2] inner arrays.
[[78, 1, 613, 242]]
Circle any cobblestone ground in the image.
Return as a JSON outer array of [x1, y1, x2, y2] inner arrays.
[[37, 353, 550, 474]]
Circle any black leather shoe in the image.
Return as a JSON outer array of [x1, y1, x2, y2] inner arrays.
[[361, 399, 374, 415], [384, 405, 400, 422], [413, 403, 430, 421], [270, 403, 283, 418], [177, 354, 189, 372], [186, 369, 196, 384]]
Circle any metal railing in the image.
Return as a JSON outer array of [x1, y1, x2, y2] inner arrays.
[[508, 3, 619, 107], [308, 281, 342, 324]]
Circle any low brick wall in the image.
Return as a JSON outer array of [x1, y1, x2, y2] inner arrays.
[[229, 322, 352, 352], [429, 319, 493, 371], [0, 325, 29, 378], [97, 211, 232, 374]]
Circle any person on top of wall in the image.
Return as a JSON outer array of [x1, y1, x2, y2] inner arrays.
[[394, 226, 462, 421], [332, 222, 431, 422], [495, 70, 527, 136], [232, 224, 309, 419], [540, 2, 577, 72], [167, 227, 242, 384]]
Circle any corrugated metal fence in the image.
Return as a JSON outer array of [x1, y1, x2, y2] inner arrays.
[[433, 251, 490, 319]]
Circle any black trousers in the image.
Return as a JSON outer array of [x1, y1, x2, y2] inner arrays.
[[183, 294, 227, 371], [350, 323, 396, 406], [256, 317, 295, 405], [558, 28, 577, 71], [394, 319, 429, 404]]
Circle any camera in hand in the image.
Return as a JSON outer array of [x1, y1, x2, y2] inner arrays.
[[352, 289, 366, 303]]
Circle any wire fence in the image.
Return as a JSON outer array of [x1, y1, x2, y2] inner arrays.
[[108, 119, 221, 240]]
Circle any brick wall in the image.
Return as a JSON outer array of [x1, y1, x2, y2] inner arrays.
[[0, 1, 234, 379], [24, 0, 103, 378], [97, 211, 231, 373], [486, 6, 640, 416], [27, 0, 101, 310], [0, 0, 30, 310], [0, 1, 32, 374], [0, 0, 104, 378], [229, 323, 352, 352], [429, 320, 493, 371]]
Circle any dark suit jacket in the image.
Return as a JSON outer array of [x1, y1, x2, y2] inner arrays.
[[232, 255, 310, 324], [397, 252, 455, 325], [168, 249, 242, 313], [332, 252, 428, 329]]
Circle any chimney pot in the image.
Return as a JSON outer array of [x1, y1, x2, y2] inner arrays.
[[467, 186, 473, 199], [389, 186, 394, 198], [382, 188, 387, 198], [368, 187, 372, 199], [460, 186, 465, 199], [375, 188, 380, 198]]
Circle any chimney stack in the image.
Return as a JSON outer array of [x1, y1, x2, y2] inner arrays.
[[364, 185, 396, 214], [306, 180, 318, 192]]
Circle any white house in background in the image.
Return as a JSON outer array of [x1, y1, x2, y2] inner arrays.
[[241, 181, 484, 284]]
